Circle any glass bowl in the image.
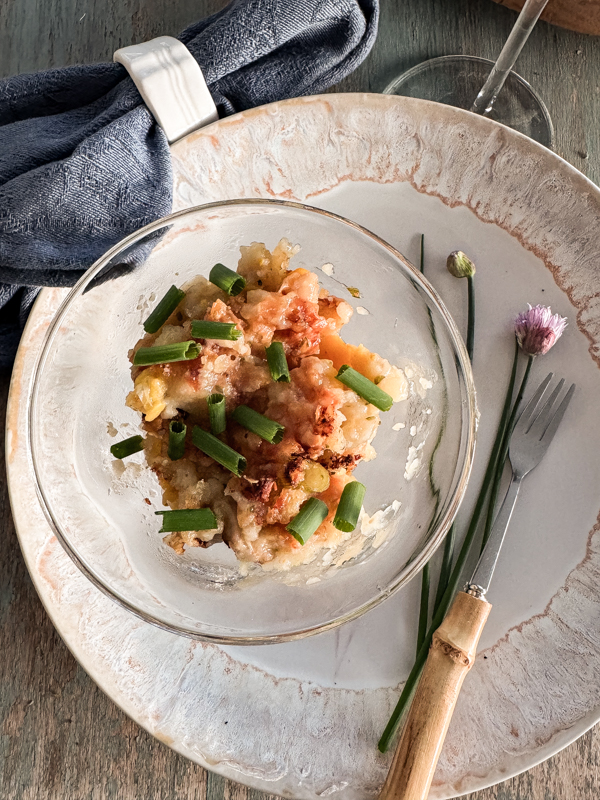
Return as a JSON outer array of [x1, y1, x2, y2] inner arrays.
[[28, 200, 476, 644]]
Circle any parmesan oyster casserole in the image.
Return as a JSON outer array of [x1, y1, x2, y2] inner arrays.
[[112, 240, 409, 571]]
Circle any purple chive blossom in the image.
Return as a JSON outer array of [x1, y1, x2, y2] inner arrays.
[[514, 304, 568, 356]]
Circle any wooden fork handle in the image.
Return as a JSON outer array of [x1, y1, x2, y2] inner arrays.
[[379, 591, 492, 800]]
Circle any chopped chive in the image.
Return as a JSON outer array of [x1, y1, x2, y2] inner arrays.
[[191, 320, 242, 341], [143, 285, 186, 334], [133, 341, 199, 366], [231, 405, 285, 444], [286, 498, 329, 545], [207, 393, 226, 436], [110, 435, 144, 459], [192, 426, 246, 476], [168, 421, 187, 461], [335, 365, 393, 412], [417, 562, 430, 657], [266, 341, 290, 383], [333, 480, 365, 532], [209, 263, 246, 296], [155, 508, 217, 533]]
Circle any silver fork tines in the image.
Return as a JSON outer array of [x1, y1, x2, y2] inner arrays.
[[467, 373, 576, 598], [518, 372, 553, 430], [526, 378, 564, 437], [542, 382, 576, 445], [511, 374, 576, 476]]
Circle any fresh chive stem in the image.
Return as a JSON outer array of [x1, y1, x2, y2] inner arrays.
[[333, 480, 365, 532], [481, 352, 533, 553], [207, 393, 226, 436], [209, 263, 246, 296], [231, 405, 285, 444], [133, 341, 199, 366], [287, 498, 329, 545], [266, 341, 291, 383], [433, 523, 455, 614], [191, 320, 241, 341], [143, 285, 186, 334], [335, 365, 393, 412], [110, 435, 144, 459], [168, 421, 186, 461], [467, 275, 475, 362], [433, 271, 474, 611], [155, 508, 217, 533], [415, 231, 431, 659], [378, 339, 521, 753], [416, 562, 430, 657], [191, 426, 246, 476]]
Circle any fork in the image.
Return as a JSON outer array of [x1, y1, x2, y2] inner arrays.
[[379, 374, 576, 800]]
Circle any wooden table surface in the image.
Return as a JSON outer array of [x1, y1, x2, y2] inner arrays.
[[3, 0, 600, 797]]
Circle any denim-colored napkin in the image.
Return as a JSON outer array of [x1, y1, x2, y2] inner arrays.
[[0, 0, 378, 367]]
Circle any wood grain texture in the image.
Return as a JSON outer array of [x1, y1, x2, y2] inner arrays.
[[380, 594, 492, 800], [2, 0, 600, 797], [493, 0, 600, 37]]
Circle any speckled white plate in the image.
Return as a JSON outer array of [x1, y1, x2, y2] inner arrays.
[[7, 94, 600, 799]]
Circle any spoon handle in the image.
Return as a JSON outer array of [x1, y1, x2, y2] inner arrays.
[[471, 0, 549, 116]]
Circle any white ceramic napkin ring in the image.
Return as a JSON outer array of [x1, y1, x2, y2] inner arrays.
[[114, 35, 219, 143]]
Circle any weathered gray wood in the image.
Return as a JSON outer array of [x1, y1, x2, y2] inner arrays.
[[2, 0, 600, 797]]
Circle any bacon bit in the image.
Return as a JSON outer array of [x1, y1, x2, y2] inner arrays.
[[315, 405, 336, 438], [285, 454, 308, 486], [144, 497, 151, 505], [243, 477, 277, 503], [319, 452, 362, 472], [273, 297, 327, 366]]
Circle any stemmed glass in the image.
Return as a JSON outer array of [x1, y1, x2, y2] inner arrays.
[[384, 0, 553, 148]]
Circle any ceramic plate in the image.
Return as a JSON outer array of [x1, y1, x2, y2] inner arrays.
[[7, 94, 600, 798]]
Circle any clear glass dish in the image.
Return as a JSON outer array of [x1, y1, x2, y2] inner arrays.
[[28, 200, 476, 644]]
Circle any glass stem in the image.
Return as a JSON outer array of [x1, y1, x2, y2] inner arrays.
[[470, 0, 549, 116]]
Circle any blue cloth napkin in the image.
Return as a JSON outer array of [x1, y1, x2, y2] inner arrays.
[[0, 0, 378, 367]]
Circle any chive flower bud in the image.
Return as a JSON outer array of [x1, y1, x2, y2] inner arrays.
[[446, 250, 476, 279], [514, 304, 567, 356]]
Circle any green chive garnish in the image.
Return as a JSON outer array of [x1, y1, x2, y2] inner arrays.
[[155, 508, 217, 533], [335, 365, 393, 412], [333, 481, 366, 532], [168, 421, 186, 461], [191, 426, 246, 476], [207, 393, 226, 435], [110, 435, 144, 459], [266, 341, 290, 383], [209, 263, 246, 296], [286, 498, 329, 545], [133, 341, 199, 366], [143, 285, 186, 334], [191, 320, 242, 341], [231, 405, 285, 444]]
